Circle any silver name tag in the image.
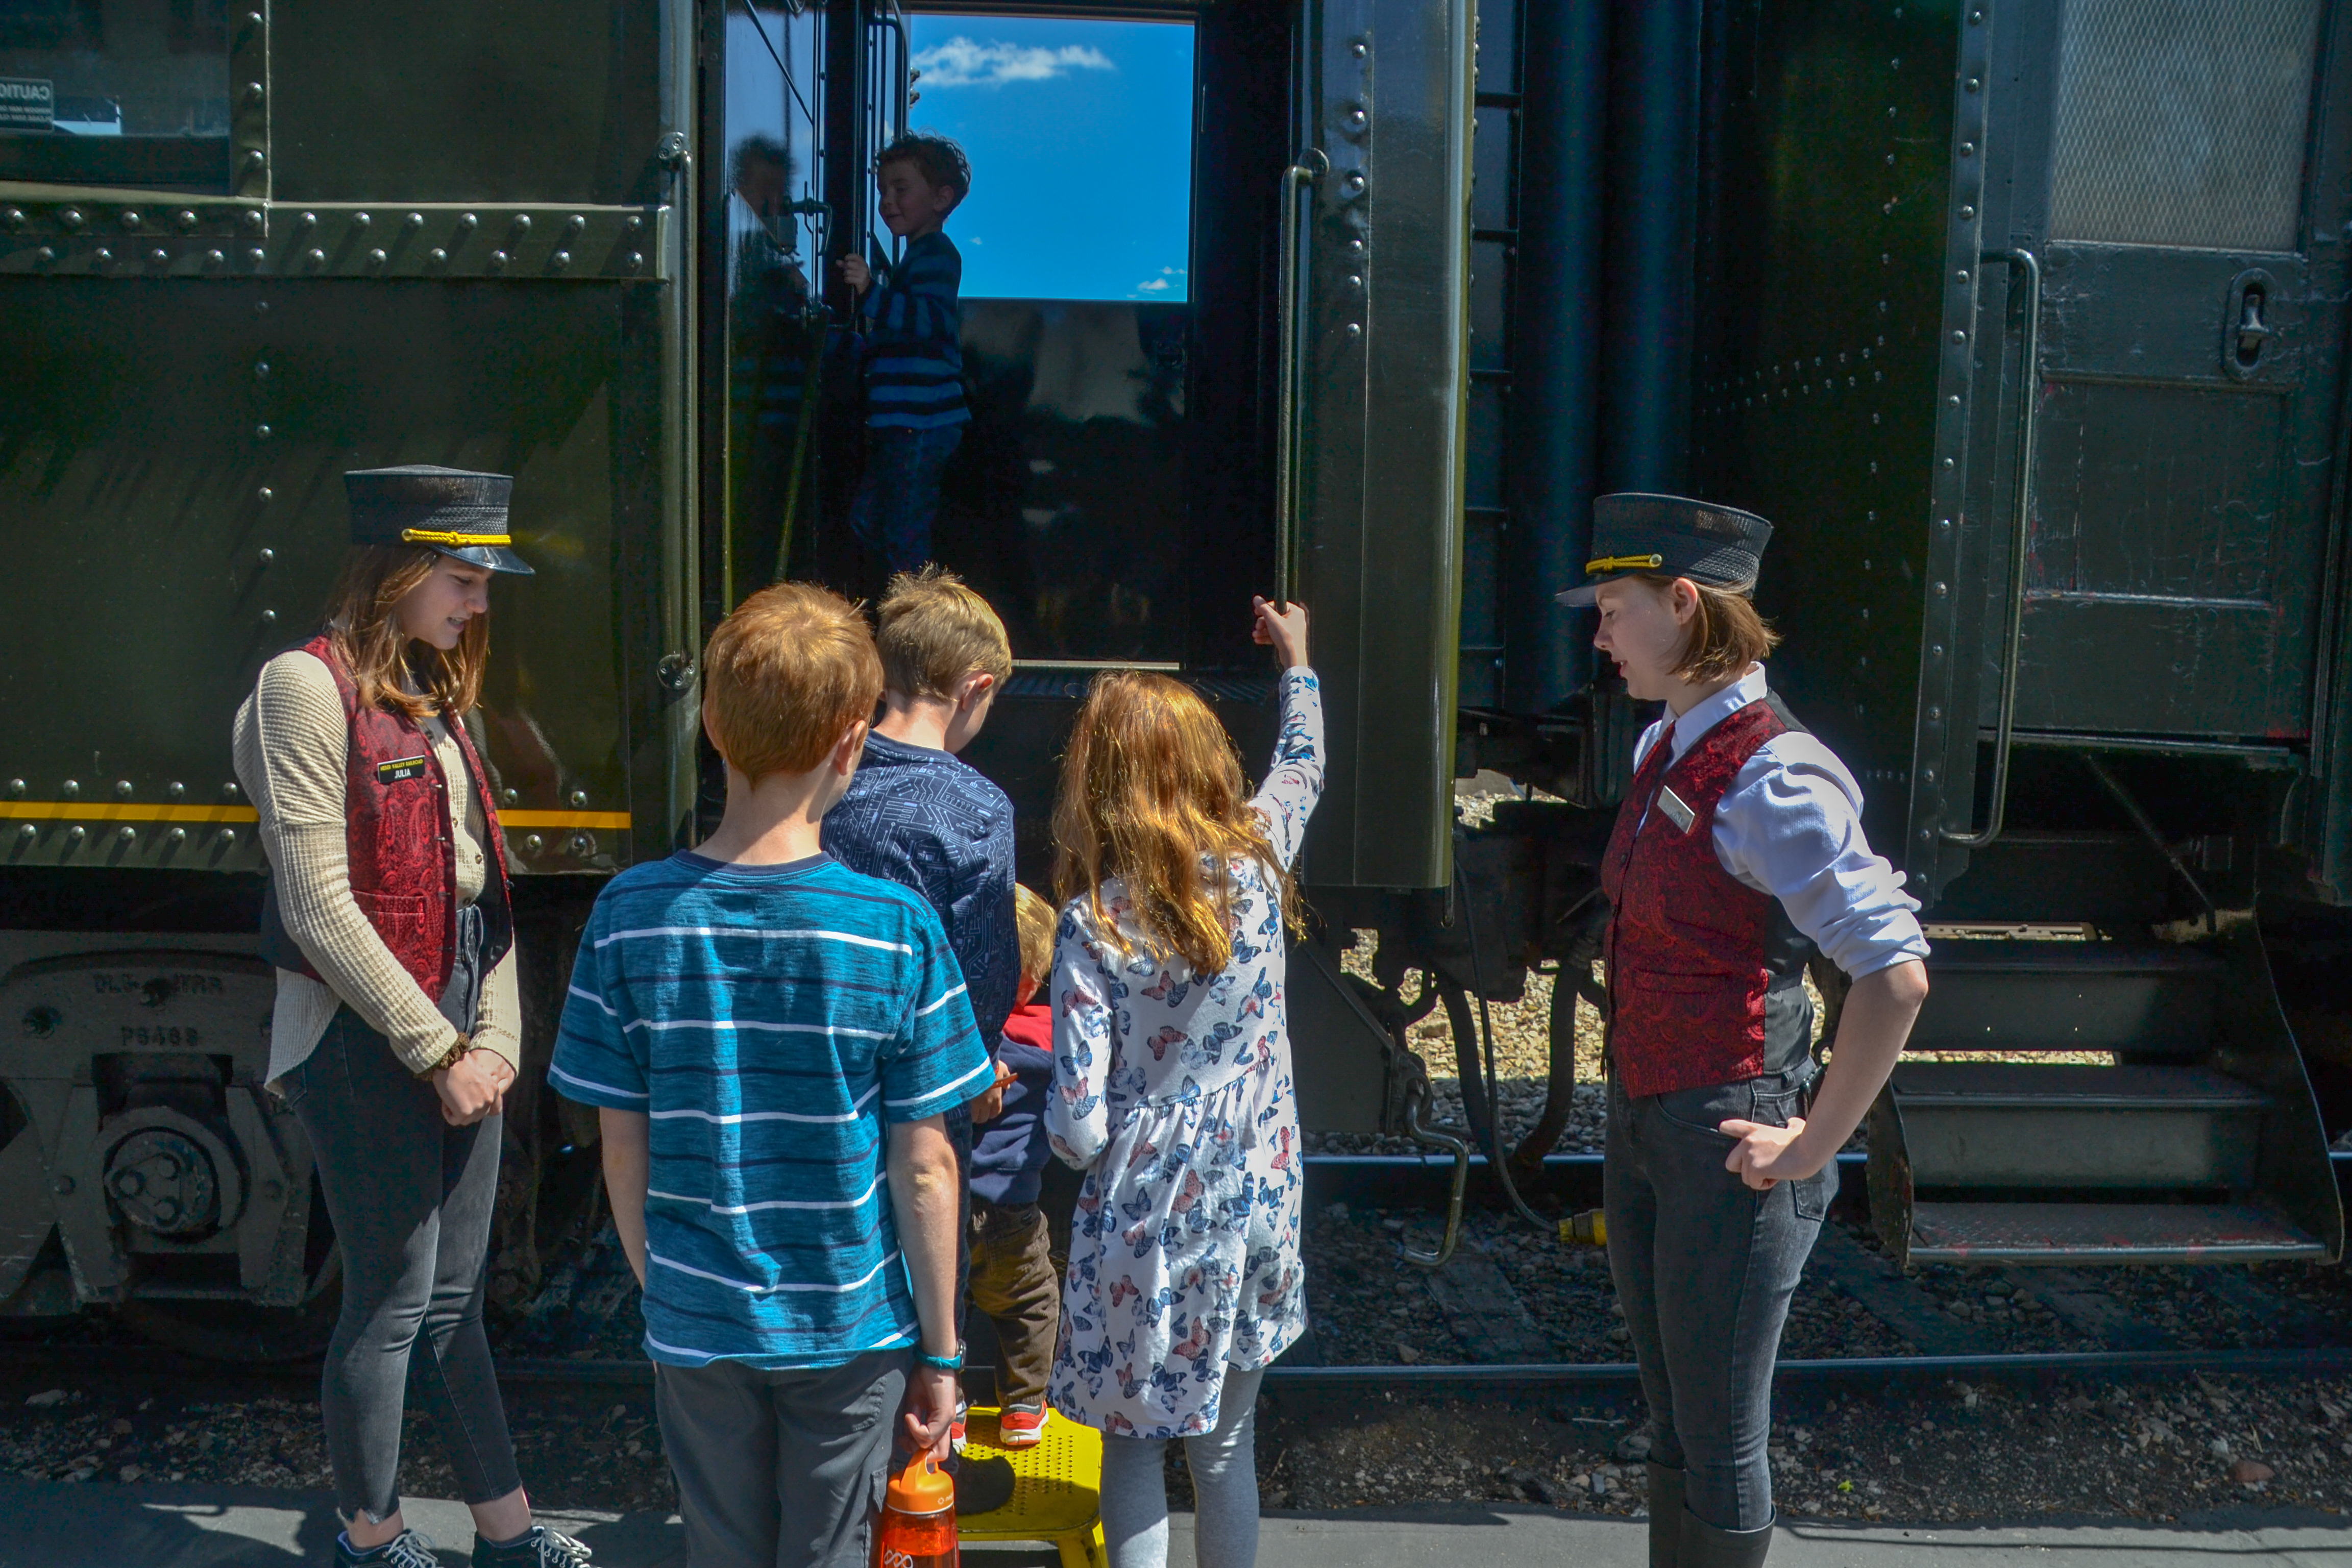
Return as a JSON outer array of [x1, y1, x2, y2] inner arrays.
[[1655, 785, 1697, 833]]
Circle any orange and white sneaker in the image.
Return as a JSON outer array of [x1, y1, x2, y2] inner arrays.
[[997, 1404, 1049, 1449], [949, 1398, 968, 1456]]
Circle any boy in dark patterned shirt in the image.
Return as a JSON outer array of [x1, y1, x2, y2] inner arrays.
[[821, 568, 1018, 1462]]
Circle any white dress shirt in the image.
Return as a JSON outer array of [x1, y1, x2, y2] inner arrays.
[[1630, 665, 1930, 980]]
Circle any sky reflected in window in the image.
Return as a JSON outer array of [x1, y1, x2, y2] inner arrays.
[[904, 13, 1193, 302]]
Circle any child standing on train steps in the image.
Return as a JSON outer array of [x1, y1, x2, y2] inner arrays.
[[1045, 595, 1320, 1568], [836, 133, 972, 576]]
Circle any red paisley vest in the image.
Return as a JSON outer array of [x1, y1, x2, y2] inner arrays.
[[1599, 693, 1813, 1097], [257, 634, 512, 1003]]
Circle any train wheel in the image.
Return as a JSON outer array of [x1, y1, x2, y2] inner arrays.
[[115, 1180, 344, 1362]]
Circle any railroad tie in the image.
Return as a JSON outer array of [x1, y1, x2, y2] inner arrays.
[[2000, 1268, 2173, 1351], [1420, 1247, 1556, 1363], [1804, 1226, 1999, 1357], [2176, 1268, 2329, 1349]]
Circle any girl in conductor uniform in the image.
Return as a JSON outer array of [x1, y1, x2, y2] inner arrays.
[[1561, 494, 1931, 1568], [234, 468, 588, 1568]]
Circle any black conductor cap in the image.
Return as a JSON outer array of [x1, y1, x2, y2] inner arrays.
[[345, 465, 533, 576], [1555, 493, 1770, 607]]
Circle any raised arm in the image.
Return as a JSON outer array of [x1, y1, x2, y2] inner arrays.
[[1248, 596, 1324, 868]]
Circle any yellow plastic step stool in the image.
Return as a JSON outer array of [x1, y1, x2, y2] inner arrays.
[[956, 1406, 1107, 1568]]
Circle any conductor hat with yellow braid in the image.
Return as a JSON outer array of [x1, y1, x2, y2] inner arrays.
[[1555, 492, 1769, 607], [344, 465, 535, 576]]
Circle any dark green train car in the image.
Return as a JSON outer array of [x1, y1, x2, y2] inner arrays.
[[0, 0, 2344, 1350]]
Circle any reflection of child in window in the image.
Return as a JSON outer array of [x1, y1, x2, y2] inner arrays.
[[838, 134, 973, 575]]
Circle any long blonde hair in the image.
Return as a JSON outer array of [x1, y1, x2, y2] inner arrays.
[[321, 546, 489, 719], [1051, 672, 1303, 975]]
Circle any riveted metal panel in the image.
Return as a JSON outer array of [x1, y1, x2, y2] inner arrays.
[[1918, 0, 2352, 872], [267, 0, 669, 207], [0, 198, 670, 281], [1292, 0, 1473, 890], [1689, 0, 1961, 866], [0, 280, 676, 876]]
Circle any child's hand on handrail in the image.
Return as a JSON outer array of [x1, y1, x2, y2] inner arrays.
[[1252, 596, 1310, 670], [836, 252, 872, 296]]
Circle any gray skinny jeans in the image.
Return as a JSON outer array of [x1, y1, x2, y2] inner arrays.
[[283, 1004, 520, 1521], [1603, 987, 1831, 1531], [1098, 1364, 1266, 1568]]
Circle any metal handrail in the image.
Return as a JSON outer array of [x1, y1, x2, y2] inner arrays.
[[880, 4, 910, 141], [1274, 148, 1327, 605], [1944, 247, 2041, 850]]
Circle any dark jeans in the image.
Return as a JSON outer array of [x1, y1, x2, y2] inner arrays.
[[283, 1007, 520, 1521], [1603, 987, 1831, 1531], [968, 1199, 1059, 1410], [656, 1350, 911, 1568], [848, 422, 964, 575]]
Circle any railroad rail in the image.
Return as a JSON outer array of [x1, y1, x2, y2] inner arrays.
[[4, 1154, 2347, 1409]]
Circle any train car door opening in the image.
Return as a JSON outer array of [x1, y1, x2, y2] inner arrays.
[[705, 0, 1472, 892]]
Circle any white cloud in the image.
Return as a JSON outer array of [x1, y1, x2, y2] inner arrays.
[[912, 36, 1116, 89], [1134, 277, 1170, 292]]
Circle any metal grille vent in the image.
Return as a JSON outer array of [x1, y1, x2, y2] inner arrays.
[[2048, 0, 2322, 251]]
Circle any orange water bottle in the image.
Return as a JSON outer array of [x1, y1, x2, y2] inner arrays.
[[875, 1451, 957, 1568]]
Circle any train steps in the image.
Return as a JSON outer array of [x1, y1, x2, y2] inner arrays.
[[1867, 930, 2344, 1268]]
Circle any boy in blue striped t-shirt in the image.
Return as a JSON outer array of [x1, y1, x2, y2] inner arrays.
[[551, 583, 990, 1568], [837, 133, 972, 575]]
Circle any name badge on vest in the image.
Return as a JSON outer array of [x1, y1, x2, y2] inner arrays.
[[375, 755, 431, 786], [1655, 785, 1697, 834]]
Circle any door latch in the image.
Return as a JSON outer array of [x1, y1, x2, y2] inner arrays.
[[2224, 267, 2277, 380]]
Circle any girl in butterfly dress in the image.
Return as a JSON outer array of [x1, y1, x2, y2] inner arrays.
[[1044, 596, 1319, 1568]]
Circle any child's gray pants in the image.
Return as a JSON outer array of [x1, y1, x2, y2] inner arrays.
[[655, 1350, 910, 1568], [1098, 1364, 1266, 1568]]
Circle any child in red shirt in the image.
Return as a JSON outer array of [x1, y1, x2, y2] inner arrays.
[[965, 885, 1063, 1446]]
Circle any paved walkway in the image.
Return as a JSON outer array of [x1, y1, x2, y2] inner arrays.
[[1, 1479, 2347, 1566]]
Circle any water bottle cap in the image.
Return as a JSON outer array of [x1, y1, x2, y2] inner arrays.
[[885, 1452, 955, 1517]]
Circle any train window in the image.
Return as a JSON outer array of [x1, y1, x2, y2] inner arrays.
[[720, 2, 827, 611], [902, 12, 1194, 302], [0, 0, 231, 190], [2048, 0, 2323, 251], [888, 9, 1197, 665], [727, 3, 824, 307]]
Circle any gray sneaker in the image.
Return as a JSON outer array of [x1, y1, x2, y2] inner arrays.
[[474, 1525, 592, 1567], [335, 1529, 440, 1568]]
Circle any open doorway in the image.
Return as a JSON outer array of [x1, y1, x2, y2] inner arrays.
[[896, 10, 1197, 664]]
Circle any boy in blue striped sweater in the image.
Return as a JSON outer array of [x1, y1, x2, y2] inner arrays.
[[551, 584, 991, 1568], [838, 133, 973, 575]]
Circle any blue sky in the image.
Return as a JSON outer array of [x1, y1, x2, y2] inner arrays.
[[902, 14, 1194, 302]]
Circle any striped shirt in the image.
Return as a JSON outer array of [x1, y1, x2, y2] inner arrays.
[[550, 851, 992, 1369], [860, 230, 970, 430]]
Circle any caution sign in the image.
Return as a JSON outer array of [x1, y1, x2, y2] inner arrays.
[[0, 78, 54, 132]]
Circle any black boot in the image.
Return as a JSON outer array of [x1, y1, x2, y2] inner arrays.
[[1646, 1463, 1686, 1568], [1678, 1506, 1774, 1568]]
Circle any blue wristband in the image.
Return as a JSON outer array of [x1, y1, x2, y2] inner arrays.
[[917, 1348, 964, 1373]]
